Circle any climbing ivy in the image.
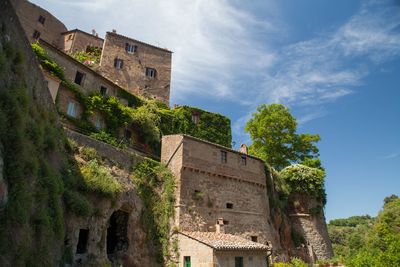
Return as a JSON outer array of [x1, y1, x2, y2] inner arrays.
[[159, 106, 232, 148], [132, 158, 176, 266]]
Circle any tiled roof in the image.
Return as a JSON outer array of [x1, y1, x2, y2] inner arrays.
[[180, 231, 271, 251]]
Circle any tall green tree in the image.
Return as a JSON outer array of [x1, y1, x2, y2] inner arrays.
[[245, 104, 320, 170]]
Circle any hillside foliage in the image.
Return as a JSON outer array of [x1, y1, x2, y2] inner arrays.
[[328, 195, 400, 267]]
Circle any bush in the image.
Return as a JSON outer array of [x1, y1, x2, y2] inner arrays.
[[80, 146, 100, 161], [280, 164, 326, 205], [80, 159, 122, 198], [291, 257, 308, 267]]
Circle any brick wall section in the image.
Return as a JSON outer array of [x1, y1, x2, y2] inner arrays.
[[162, 135, 278, 246], [178, 234, 214, 267], [99, 32, 172, 104], [11, 0, 67, 48], [62, 29, 104, 54]]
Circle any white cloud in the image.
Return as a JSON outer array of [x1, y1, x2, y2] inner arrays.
[[383, 153, 399, 159]]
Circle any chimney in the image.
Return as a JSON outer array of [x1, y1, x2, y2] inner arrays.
[[239, 144, 248, 154], [91, 29, 96, 35], [112, 29, 117, 33], [216, 218, 225, 234]]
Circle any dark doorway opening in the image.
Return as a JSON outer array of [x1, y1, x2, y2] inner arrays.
[[76, 229, 89, 254], [107, 210, 129, 262]]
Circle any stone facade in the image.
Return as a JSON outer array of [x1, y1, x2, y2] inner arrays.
[[11, 0, 67, 48], [62, 29, 104, 54], [99, 32, 172, 104], [39, 39, 121, 97], [161, 135, 279, 247], [178, 232, 270, 267], [288, 195, 333, 261]]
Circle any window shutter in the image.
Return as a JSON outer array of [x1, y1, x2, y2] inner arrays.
[[125, 43, 129, 51]]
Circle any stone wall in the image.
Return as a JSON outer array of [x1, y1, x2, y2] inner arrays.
[[65, 128, 146, 167], [215, 250, 269, 267], [161, 135, 279, 247], [62, 29, 104, 54], [99, 32, 172, 104], [11, 0, 67, 48], [288, 194, 333, 261], [178, 234, 214, 267]]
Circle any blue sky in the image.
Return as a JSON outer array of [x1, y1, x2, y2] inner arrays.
[[30, 0, 400, 221]]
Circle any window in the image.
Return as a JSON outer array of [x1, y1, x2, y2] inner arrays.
[[114, 58, 124, 69], [95, 117, 103, 129], [235, 257, 243, 267], [191, 112, 200, 124], [67, 102, 77, 117], [125, 43, 137, 53], [145, 67, 156, 78], [223, 220, 229, 225], [251, 236, 258, 242], [241, 156, 247, 166], [124, 129, 132, 140], [226, 203, 233, 209], [100, 86, 108, 96], [220, 150, 227, 163], [184, 256, 191, 267], [32, 30, 41, 39], [38, 15, 46, 24], [76, 229, 89, 254], [67, 34, 74, 40], [74, 71, 85, 85]]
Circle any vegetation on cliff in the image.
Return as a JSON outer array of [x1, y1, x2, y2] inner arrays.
[[131, 158, 176, 266], [328, 195, 400, 267]]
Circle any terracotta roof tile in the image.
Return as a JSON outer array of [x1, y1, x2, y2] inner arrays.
[[180, 231, 271, 251]]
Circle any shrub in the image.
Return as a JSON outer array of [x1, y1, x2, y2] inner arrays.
[[291, 257, 308, 267], [280, 164, 326, 205], [80, 146, 100, 161], [80, 159, 122, 198]]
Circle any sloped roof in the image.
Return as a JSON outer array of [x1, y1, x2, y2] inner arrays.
[[180, 231, 271, 251]]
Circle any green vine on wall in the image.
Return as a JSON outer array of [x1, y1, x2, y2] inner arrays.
[[131, 158, 176, 266]]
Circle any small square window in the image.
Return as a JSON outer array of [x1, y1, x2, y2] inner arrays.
[[100, 86, 107, 96], [226, 203, 233, 209], [223, 220, 229, 225], [74, 71, 85, 85], [220, 151, 227, 163], [32, 30, 41, 39], [95, 117, 103, 129], [241, 156, 247, 166], [125, 43, 137, 54], [114, 58, 124, 69], [145, 67, 156, 78], [38, 15, 46, 25], [251, 236, 258, 242], [67, 102, 77, 117], [235, 257, 243, 267]]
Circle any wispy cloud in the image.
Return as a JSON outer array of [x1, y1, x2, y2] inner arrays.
[[383, 153, 399, 159]]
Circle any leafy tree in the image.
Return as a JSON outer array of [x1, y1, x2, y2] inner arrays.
[[245, 104, 320, 170]]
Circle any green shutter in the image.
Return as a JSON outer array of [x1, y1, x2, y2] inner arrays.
[[184, 256, 191, 267]]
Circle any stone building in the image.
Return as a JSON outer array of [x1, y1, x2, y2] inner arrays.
[[62, 29, 104, 54], [12, 0, 172, 104], [99, 31, 172, 105], [11, 0, 67, 47], [178, 231, 271, 267], [161, 134, 278, 265]]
